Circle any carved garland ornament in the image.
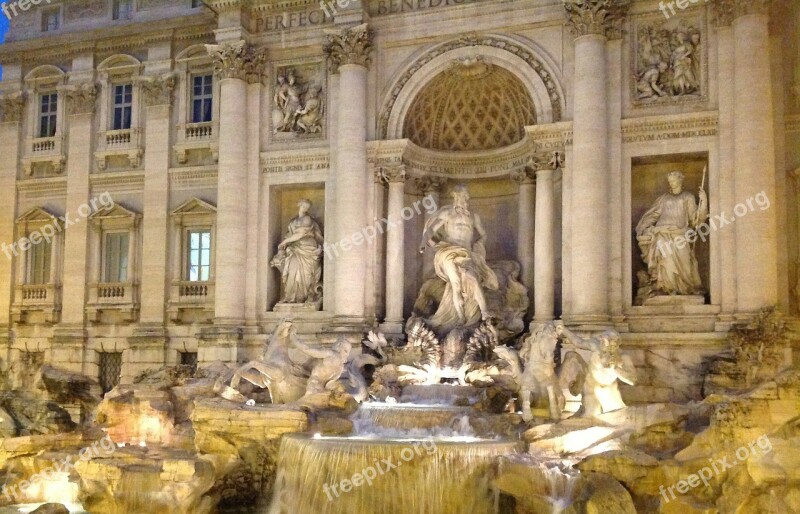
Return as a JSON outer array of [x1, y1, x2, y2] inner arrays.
[[324, 24, 373, 74], [140, 74, 176, 106], [0, 92, 26, 123], [378, 34, 563, 140], [65, 83, 98, 115]]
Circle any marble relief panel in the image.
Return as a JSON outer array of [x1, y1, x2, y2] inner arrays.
[[270, 61, 326, 141], [64, 0, 109, 22], [631, 10, 707, 107]]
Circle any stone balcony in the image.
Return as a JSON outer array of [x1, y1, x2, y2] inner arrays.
[[167, 280, 214, 322], [22, 135, 66, 176], [95, 128, 143, 170], [174, 122, 219, 164], [11, 283, 61, 323], [86, 281, 139, 323]]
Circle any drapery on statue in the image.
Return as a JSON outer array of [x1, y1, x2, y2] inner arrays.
[[418, 184, 499, 334], [271, 199, 323, 305], [635, 170, 708, 303]]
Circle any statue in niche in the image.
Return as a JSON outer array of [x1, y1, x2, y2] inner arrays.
[[270, 199, 323, 307], [635, 171, 707, 304], [558, 326, 637, 417], [635, 23, 701, 102], [272, 68, 324, 135], [402, 184, 529, 385], [419, 184, 499, 332]]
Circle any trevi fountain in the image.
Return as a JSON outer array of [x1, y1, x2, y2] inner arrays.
[[0, 0, 798, 514]]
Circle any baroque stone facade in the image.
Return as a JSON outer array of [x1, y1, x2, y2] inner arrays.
[[0, 0, 796, 403]]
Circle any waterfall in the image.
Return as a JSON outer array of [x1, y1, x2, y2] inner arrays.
[[267, 434, 523, 514]]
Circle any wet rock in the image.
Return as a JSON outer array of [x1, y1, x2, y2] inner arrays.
[[581, 472, 637, 514], [0, 391, 76, 435], [31, 504, 70, 514]]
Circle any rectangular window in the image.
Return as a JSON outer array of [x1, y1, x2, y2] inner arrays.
[[191, 75, 213, 123], [191, 0, 203, 7], [99, 352, 122, 394], [187, 229, 211, 282], [112, 0, 133, 20], [39, 93, 58, 138], [104, 232, 129, 283], [180, 352, 198, 373], [27, 239, 52, 285], [41, 8, 60, 32], [112, 84, 133, 131]]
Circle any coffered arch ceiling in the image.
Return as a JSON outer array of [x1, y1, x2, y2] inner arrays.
[[403, 60, 537, 152]]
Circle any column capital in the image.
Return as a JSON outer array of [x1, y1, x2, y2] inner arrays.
[[206, 41, 267, 82], [139, 74, 176, 107], [414, 176, 447, 195], [713, 0, 773, 26], [564, 0, 629, 39], [0, 91, 26, 123], [62, 83, 98, 115], [379, 164, 406, 184], [510, 168, 536, 185], [324, 23, 373, 74]]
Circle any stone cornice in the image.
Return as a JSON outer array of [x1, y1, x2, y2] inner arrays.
[[324, 24, 373, 73], [622, 111, 718, 143], [0, 16, 214, 65], [564, 0, 630, 39]]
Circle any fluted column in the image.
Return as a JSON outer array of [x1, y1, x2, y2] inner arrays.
[[325, 25, 373, 326], [138, 75, 175, 326], [381, 165, 406, 331], [563, 0, 625, 323], [511, 166, 536, 319], [0, 93, 24, 329], [206, 42, 265, 325], [534, 154, 560, 322], [731, 0, 778, 311]]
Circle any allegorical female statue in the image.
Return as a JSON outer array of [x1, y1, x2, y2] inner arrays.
[[270, 199, 323, 305], [635, 170, 708, 303]]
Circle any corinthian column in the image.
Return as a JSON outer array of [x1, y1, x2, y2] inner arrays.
[[730, 0, 778, 312], [563, 0, 625, 324], [206, 42, 265, 326], [511, 166, 536, 319], [325, 24, 373, 327], [381, 165, 406, 332]]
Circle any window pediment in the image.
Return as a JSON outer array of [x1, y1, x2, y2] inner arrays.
[[171, 197, 217, 217], [89, 203, 140, 229], [16, 206, 61, 230]]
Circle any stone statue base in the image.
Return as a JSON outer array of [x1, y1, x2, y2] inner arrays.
[[274, 301, 323, 313], [642, 295, 704, 307]]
